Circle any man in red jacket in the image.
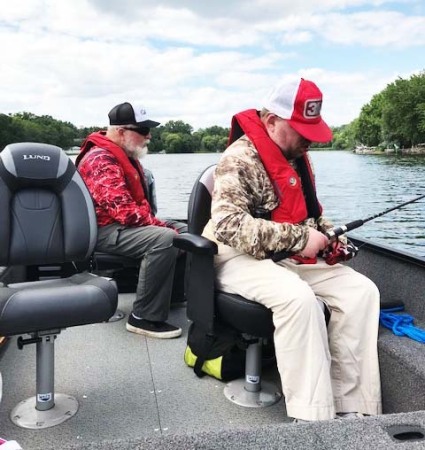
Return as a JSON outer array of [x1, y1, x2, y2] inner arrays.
[[77, 102, 184, 338]]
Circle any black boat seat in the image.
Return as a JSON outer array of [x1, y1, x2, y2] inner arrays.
[[93, 252, 139, 270], [174, 165, 279, 407], [215, 291, 274, 337], [0, 142, 118, 429], [0, 274, 117, 336], [174, 165, 329, 407]]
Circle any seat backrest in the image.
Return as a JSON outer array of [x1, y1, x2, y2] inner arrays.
[[0, 143, 98, 266], [187, 165, 216, 235]]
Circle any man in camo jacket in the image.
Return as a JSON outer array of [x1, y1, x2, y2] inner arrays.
[[203, 78, 382, 422]]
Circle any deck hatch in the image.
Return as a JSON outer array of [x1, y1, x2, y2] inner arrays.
[[387, 424, 425, 442]]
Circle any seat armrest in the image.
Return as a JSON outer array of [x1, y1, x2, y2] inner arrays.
[[173, 234, 218, 255], [174, 233, 216, 332]]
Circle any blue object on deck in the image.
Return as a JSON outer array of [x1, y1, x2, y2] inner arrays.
[[380, 306, 425, 343]]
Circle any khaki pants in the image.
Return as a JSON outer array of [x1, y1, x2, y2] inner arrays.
[[214, 244, 382, 421]]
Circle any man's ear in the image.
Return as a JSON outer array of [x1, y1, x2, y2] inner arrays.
[[264, 112, 278, 131]]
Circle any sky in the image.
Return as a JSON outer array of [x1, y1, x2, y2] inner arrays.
[[1, 0, 424, 131]]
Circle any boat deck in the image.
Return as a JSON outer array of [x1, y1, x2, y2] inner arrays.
[[1, 239, 425, 449], [0, 294, 288, 449], [1, 296, 425, 450]]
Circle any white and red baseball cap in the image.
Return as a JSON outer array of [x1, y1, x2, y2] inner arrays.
[[263, 78, 333, 143]]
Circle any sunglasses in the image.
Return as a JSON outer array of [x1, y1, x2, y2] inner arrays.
[[121, 126, 151, 136]]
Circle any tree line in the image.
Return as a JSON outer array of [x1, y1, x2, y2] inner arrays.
[[332, 71, 425, 150], [1, 72, 424, 153], [0, 112, 230, 154]]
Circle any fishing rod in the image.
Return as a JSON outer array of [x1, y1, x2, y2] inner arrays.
[[271, 193, 425, 263], [325, 193, 425, 239]]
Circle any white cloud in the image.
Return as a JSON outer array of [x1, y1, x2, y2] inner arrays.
[[0, 0, 423, 131], [319, 11, 425, 48], [87, 0, 397, 21]]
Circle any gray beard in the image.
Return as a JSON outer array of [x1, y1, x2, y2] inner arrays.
[[132, 144, 149, 159]]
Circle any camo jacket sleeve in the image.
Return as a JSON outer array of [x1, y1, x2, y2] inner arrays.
[[210, 137, 312, 260]]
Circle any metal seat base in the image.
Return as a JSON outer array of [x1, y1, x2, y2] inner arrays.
[[108, 308, 126, 322], [224, 379, 282, 407], [11, 393, 79, 429]]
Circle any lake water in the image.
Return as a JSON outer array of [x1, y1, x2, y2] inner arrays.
[[72, 151, 425, 258], [141, 151, 425, 258]]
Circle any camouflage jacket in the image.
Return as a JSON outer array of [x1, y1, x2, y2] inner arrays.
[[203, 136, 334, 260]]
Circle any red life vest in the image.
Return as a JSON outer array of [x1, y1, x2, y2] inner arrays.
[[228, 109, 322, 224], [229, 110, 323, 264], [76, 131, 148, 205]]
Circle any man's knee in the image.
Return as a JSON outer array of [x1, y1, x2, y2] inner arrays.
[[157, 228, 179, 250], [274, 282, 318, 315], [358, 276, 380, 310], [292, 290, 319, 314]]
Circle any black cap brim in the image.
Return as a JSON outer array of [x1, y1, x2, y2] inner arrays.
[[138, 120, 160, 128]]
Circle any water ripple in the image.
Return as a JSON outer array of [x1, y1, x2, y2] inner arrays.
[[142, 151, 425, 258]]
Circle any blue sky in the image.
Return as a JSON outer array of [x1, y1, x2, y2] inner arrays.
[[1, 0, 424, 131]]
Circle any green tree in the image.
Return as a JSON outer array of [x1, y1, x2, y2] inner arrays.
[[381, 73, 425, 147], [0, 114, 24, 149], [157, 121, 196, 153], [330, 122, 357, 150], [78, 126, 103, 138], [196, 125, 229, 153], [162, 120, 193, 135], [202, 125, 229, 137], [9, 112, 77, 149], [147, 126, 163, 153], [355, 93, 385, 146], [201, 135, 221, 152], [163, 133, 185, 153]]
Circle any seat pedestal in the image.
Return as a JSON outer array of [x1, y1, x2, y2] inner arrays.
[[10, 331, 78, 429], [223, 339, 281, 407]]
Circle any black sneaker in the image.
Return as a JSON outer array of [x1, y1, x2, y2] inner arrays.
[[126, 315, 182, 339]]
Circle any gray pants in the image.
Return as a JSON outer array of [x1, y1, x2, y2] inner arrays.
[[97, 222, 186, 321]]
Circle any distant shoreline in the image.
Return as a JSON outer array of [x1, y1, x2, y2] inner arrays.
[[65, 147, 425, 156], [353, 145, 425, 155]]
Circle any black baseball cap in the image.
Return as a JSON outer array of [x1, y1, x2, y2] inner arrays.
[[108, 102, 160, 128]]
